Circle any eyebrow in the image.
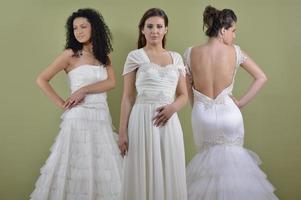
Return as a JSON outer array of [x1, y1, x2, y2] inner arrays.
[[146, 22, 164, 24]]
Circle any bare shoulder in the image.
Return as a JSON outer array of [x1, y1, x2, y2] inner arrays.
[[191, 44, 208, 58], [62, 49, 74, 59], [192, 44, 206, 52], [61, 49, 77, 68]]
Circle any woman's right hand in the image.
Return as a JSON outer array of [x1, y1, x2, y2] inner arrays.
[[118, 133, 128, 157]]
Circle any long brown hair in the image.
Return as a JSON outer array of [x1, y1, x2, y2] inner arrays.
[[137, 8, 169, 49]]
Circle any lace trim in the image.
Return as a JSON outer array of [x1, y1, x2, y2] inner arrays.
[[139, 64, 185, 78], [199, 135, 244, 150], [135, 91, 174, 104]]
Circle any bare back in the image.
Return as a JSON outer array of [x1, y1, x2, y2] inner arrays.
[[188, 43, 237, 99]]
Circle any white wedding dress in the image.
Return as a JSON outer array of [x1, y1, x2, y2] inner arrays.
[[121, 49, 187, 200], [30, 65, 122, 200], [184, 45, 279, 200]]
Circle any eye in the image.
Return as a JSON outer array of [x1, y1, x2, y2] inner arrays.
[[157, 24, 163, 29], [73, 27, 77, 30], [146, 24, 153, 29]]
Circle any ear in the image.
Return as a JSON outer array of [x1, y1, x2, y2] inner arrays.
[[221, 27, 226, 35]]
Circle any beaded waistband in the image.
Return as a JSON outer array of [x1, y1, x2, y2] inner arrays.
[[135, 91, 174, 104], [198, 135, 244, 151]]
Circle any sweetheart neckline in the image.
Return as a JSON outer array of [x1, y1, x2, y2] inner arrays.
[[141, 48, 174, 68], [67, 64, 104, 74]]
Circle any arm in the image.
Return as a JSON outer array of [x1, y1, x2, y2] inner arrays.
[[186, 73, 194, 106], [153, 75, 188, 126], [118, 71, 136, 157], [233, 51, 267, 108], [36, 49, 72, 109], [64, 55, 116, 109]]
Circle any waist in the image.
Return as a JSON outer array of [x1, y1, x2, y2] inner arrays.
[[199, 135, 244, 151], [193, 94, 233, 109], [135, 91, 174, 104], [79, 93, 107, 108]]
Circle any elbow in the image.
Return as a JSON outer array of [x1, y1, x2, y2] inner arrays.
[[181, 93, 189, 105], [108, 78, 116, 90], [261, 74, 268, 84], [255, 73, 267, 85], [36, 75, 44, 88], [122, 93, 136, 105]]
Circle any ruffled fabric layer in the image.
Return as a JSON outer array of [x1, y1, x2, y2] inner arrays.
[[30, 106, 122, 200], [186, 145, 279, 200]]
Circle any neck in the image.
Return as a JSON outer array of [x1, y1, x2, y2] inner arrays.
[[82, 43, 93, 53], [144, 43, 165, 52], [208, 37, 223, 45]]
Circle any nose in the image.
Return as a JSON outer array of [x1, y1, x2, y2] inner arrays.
[[151, 27, 158, 33]]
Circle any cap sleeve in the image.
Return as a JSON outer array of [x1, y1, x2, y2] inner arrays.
[[183, 47, 192, 76], [234, 45, 247, 66], [172, 52, 186, 77], [122, 50, 142, 75]]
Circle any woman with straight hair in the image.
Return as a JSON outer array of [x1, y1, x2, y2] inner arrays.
[[184, 5, 278, 200], [119, 7, 188, 200]]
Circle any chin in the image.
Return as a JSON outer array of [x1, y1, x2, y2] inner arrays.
[[76, 37, 87, 43], [148, 40, 161, 45]]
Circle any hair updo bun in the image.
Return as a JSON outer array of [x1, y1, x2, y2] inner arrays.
[[203, 5, 237, 37]]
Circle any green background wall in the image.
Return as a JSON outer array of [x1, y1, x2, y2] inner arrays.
[[0, 0, 300, 199]]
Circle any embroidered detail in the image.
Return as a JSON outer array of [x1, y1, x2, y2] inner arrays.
[[200, 135, 244, 150], [135, 90, 174, 104]]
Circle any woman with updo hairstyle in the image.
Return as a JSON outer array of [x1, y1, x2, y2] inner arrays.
[[184, 5, 279, 200], [119, 7, 188, 200], [30, 8, 122, 200]]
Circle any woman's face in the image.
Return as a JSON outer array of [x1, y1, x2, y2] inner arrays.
[[73, 17, 92, 44], [222, 22, 236, 45], [142, 16, 167, 46]]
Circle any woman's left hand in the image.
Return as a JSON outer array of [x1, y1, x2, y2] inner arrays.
[[64, 89, 86, 109], [229, 95, 241, 108], [152, 104, 176, 127]]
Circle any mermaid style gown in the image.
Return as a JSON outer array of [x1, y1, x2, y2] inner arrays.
[[184, 45, 279, 200], [30, 65, 122, 200], [121, 49, 187, 200]]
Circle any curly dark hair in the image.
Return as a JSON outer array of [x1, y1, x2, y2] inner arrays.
[[65, 8, 113, 65]]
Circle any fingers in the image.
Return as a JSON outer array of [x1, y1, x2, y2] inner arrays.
[[229, 95, 239, 107], [63, 99, 73, 109], [64, 99, 74, 109], [153, 114, 168, 127], [63, 97, 82, 109], [119, 142, 128, 157], [118, 135, 128, 157], [152, 112, 164, 121], [153, 106, 170, 127], [156, 106, 164, 112]]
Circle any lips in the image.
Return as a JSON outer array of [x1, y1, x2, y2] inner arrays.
[[77, 35, 85, 39], [150, 36, 158, 40]]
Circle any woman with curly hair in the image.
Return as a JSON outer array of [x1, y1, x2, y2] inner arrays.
[[30, 8, 122, 200], [119, 8, 188, 200], [184, 5, 278, 200]]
